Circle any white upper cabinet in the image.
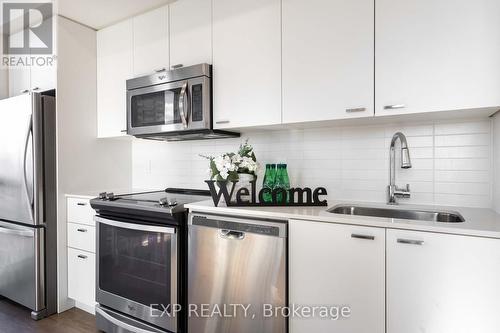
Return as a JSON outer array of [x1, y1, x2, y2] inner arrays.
[[290, 220, 385, 333], [282, 0, 374, 123], [31, 65, 56, 93], [212, 0, 281, 129], [133, 6, 169, 76], [97, 19, 133, 138], [8, 30, 31, 97], [387, 229, 500, 333], [170, 0, 212, 67], [376, 0, 500, 116], [8, 66, 31, 97]]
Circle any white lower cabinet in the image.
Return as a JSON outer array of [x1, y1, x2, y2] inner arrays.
[[67, 196, 96, 313], [387, 229, 500, 333], [67, 248, 96, 310], [289, 219, 385, 333]]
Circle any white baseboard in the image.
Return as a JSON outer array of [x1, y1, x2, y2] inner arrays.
[[75, 301, 96, 315]]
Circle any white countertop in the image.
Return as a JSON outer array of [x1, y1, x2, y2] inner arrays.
[[186, 200, 500, 239]]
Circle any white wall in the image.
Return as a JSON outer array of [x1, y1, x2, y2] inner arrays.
[[132, 118, 493, 209], [56, 16, 132, 312], [494, 114, 500, 213]]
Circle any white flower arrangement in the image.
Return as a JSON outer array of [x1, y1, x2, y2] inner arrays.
[[201, 140, 259, 181]]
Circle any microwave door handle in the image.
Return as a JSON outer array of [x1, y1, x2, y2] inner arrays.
[[179, 82, 190, 128]]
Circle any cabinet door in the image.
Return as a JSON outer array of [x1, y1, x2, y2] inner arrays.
[[68, 248, 96, 307], [212, 0, 281, 129], [387, 229, 500, 333], [31, 65, 56, 92], [289, 220, 385, 333], [376, 0, 500, 116], [133, 6, 169, 76], [97, 19, 133, 138], [8, 31, 31, 97], [8, 67, 30, 97], [170, 0, 212, 67], [282, 0, 374, 123]]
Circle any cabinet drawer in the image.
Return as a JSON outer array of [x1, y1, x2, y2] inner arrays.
[[67, 197, 95, 226], [68, 223, 95, 253], [68, 248, 96, 307]]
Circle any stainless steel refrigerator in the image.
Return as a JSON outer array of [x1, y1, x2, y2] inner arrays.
[[0, 91, 57, 319]]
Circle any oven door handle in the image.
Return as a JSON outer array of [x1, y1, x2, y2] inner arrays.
[[95, 216, 176, 234], [95, 306, 161, 333], [179, 81, 190, 129]]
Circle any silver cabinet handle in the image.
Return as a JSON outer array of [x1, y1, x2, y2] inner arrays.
[[346, 107, 366, 113], [77, 228, 87, 232], [32, 87, 40, 91], [77, 254, 88, 259], [76, 202, 87, 206], [20, 89, 30, 94], [171, 64, 183, 69], [120, 129, 127, 133], [351, 234, 375, 240], [384, 104, 406, 110], [154, 67, 166, 72], [216, 120, 230, 124], [397, 238, 424, 245]]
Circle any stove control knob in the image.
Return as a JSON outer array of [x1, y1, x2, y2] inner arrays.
[[99, 192, 107, 200], [106, 192, 115, 201], [159, 198, 177, 207]]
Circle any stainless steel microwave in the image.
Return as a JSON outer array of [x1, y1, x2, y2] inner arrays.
[[126, 64, 238, 141]]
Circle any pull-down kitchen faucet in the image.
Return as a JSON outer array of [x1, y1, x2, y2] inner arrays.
[[387, 132, 412, 204]]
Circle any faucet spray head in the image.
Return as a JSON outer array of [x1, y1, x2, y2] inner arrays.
[[401, 147, 412, 169]]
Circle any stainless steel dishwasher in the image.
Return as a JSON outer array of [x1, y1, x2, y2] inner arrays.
[[188, 213, 287, 333]]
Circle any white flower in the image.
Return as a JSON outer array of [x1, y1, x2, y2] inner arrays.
[[214, 155, 225, 171], [219, 168, 229, 180], [231, 154, 242, 164]]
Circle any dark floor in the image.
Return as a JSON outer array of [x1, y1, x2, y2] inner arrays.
[[0, 297, 97, 333]]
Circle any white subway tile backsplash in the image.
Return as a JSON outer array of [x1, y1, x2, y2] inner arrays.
[[435, 134, 490, 147], [435, 146, 490, 159], [132, 119, 493, 209], [435, 182, 491, 196], [435, 170, 490, 183], [434, 121, 490, 135], [435, 159, 490, 171]]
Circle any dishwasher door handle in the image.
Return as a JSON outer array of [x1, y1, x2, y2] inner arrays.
[[220, 229, 245, 240]]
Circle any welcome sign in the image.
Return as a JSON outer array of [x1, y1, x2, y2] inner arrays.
[[206, 180, 328, 207]]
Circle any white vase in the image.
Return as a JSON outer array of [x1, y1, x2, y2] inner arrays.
[[233, 173, 256, 202]]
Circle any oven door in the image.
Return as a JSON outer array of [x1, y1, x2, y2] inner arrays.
[[95, 216, 178, 332], [127, 76, 211, 136]]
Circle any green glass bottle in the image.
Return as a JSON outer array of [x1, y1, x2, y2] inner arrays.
[[275, 164, 290, 203], [281, 164, 290, 203], [262, 164, 276, 203], [274, 164, 285, 204]]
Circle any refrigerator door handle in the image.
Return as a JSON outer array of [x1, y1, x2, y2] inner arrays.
[[22, 114, 34, 221], [0, 224, 34, 237]]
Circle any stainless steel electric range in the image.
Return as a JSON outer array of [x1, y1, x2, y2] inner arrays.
[[90, 188, 210, 333]]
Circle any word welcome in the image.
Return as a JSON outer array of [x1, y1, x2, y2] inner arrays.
[[206, 180, 328, 207]]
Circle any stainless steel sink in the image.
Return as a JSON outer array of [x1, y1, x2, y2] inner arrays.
[[327, 205, 465, 223]]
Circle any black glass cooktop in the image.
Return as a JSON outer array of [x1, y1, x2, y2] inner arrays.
[[90, 188, 211, 220], [115, 188, 211, 207]]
